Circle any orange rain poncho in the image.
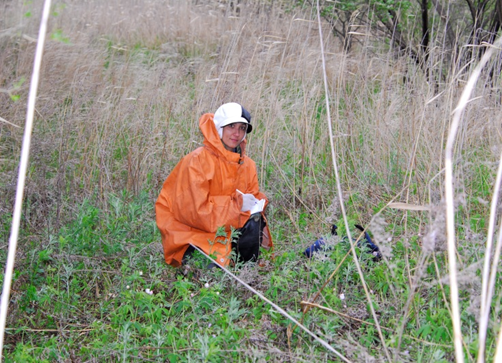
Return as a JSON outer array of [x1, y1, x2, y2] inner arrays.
[[155, 112, 272, 267]]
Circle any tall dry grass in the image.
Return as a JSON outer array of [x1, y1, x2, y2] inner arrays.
[[1, 0, 502, 360], [1, 0, 499, 214]]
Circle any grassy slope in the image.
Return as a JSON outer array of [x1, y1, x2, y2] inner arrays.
[[0, 0, 501, 361]]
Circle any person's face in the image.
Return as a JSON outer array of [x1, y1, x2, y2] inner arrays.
[[221, 123, 247, 150]]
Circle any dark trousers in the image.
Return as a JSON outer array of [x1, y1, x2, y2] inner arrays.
[[182, 214, 265, 265]]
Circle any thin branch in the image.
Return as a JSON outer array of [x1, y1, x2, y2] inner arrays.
[[430, 0, 456, 48], [464, 0, 476, 24]]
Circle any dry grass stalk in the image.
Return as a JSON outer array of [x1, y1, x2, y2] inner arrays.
[[315, 1, 391, 361], [478, 148, 502, 363], [445, 36, 502, 363], [0, 0, 53, 358]]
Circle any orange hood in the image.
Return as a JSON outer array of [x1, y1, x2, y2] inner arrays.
[[199, 113, 248, 163]]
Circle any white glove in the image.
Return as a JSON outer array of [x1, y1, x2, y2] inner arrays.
[[237, 189, 265, 214]]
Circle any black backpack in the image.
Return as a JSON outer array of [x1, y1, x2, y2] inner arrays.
[[233, 213, 266, 263]]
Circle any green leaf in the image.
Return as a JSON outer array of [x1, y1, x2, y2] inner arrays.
[[215, 225, 226, 238], [51, 29, 70, 44]]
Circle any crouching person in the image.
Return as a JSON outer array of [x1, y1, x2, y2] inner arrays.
[[155, 103, 273, 267]]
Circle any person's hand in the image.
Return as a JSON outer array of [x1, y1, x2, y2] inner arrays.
[[237, 189, 264, 213], [240, 192, 259, 212]]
